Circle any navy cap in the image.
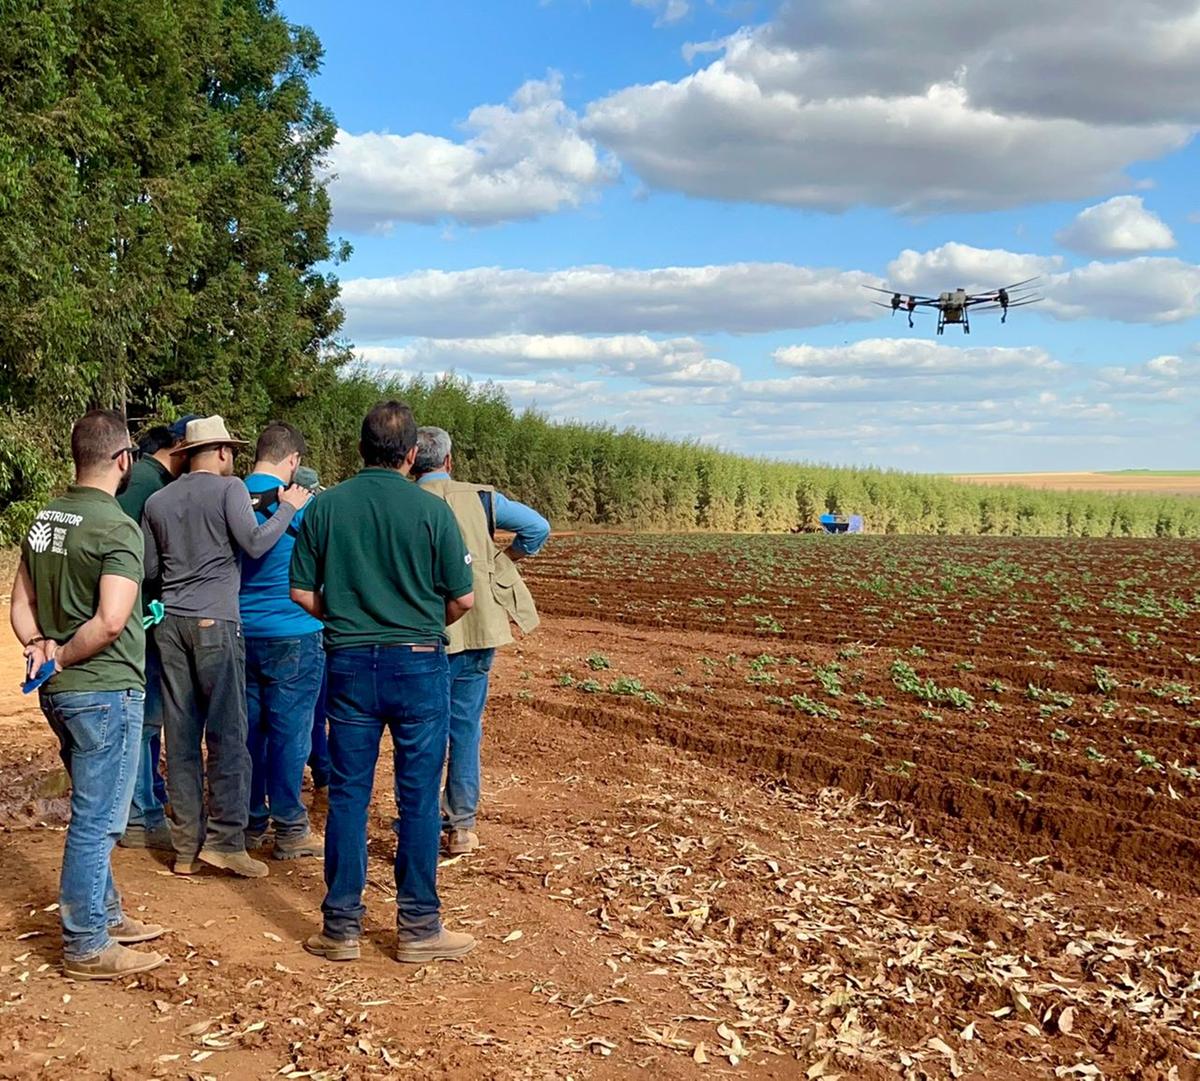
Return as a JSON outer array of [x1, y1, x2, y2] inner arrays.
[[168, 414, 203, 441]]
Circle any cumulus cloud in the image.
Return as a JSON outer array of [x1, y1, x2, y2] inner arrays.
[[742, 339, 1061, 402], [1055, 196, 1176, 256], [340, 262, 878, 339], [886, 242, 1060, 293], [359, 334, 742, 385], [1093, 354, 1200, 399], [1042, 257, 1200, 323], [326, 74, 615, 231], [582, 3, 1196, 213]]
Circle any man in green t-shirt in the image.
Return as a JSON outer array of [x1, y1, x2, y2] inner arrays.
[[9, 410, 167, 980], [289, 401, 477, 965], [116, 416, 197, 851]]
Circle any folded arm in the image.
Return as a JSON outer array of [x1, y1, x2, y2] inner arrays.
[[493, 491, 550, 561]]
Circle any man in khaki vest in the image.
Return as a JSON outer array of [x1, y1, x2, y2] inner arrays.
[[412, 427, 546, 855]]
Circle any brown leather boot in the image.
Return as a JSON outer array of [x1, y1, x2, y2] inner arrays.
[[198, 848, 269, 878], [303, 932, 360, 961], [395, 928, 476, 964], [109, 916, 166, 944], [64, 942, 166, 981]]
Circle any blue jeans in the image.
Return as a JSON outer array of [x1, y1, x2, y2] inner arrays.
[[246, 632, 324, 839], [127, 638, 166, 829], [322, 645, 449, 942], [40, 689, 144, 961], [442, 648, 495, 831], [308, 668, 330, 789]]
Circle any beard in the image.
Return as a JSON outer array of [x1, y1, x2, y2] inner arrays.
[[116, 464, 133, 496]]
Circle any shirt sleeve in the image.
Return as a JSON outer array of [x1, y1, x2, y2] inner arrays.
[[492, 491, 551, 556], [102, 518, 145, 585], [289, 502, 322, 593], [140, 510, 160, 583], [431, 504, 475, 599], [224, 478, 297, 558]]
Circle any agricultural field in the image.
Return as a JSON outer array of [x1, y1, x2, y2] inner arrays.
[[955, 472, 1200, 498], [523, 533, 1200, 889]]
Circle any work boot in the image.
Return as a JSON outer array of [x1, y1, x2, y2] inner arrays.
[[118, 824, 175, 851], [273, 831, 323, 861], [109, 916, 166, 945], [303, 933, 360, 961], [64, 942, 166, 981], [198, 848, 269, 878], [443, 828, 479, 856], [395, 928, 476, 964], [173, 856, 199, 875], [244, 828, 268, 851]]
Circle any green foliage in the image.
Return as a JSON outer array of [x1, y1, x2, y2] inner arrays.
[[0, 0, 349, 543]]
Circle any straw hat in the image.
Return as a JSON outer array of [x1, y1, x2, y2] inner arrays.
[[170, 415, 248, 455]]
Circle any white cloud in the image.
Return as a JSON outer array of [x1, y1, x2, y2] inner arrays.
[[742, 339, 1061, 403], [582, 3, 1196, 213], [633, 0, 689, 26], [1055, 196, 1176, 256], [1043, 257, 1200, 323], [1094, 354, 1200, 400], [359, 334, 742, 386], [341, 262, 878, 339], [327, 74, 614, 231], [887, 242, 1060, 293]]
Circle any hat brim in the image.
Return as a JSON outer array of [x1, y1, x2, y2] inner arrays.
[[170, 437, 249, 455]]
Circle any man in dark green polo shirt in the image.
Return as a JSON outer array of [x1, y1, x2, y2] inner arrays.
[[9, 410, 167, 980], [116, 416, 196, 850], [289, 400, 477, 965]]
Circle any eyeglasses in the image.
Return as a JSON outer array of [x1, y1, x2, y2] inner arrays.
[[111, 446, 143, 462]]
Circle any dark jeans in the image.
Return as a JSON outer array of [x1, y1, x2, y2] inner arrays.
[[442, 648, 495, 832], [246, 632, 324, 838], [157, 614, 251, 856], [322, 645, 449, 942], [40, 689, 143, 960], [127, 636, 166, 829], [308, 667, 330, 789]]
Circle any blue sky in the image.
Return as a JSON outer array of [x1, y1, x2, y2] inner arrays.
[[282, 0, 1200, 472]]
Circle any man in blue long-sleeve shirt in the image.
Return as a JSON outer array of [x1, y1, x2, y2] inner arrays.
[[412, 427, 547, 855]]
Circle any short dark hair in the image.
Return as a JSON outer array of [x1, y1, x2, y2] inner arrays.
[[138, 425, 175, 457], [254, 421, 307, 463], [360, 401, 416, 468], [71, 410, 129, 472]]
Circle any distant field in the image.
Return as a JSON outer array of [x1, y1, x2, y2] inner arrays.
[[955, 471, 1200, 497]]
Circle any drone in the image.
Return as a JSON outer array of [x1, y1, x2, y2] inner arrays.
[[864, 277, 1042, 334]]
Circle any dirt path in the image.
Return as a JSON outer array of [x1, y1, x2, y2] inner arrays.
[[1, 609, 1198, 1080]]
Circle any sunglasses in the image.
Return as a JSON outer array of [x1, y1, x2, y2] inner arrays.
[[111, 445, 144, 462]]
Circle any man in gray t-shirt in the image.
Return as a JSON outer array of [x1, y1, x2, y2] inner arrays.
[[141, 416, 308, 878]]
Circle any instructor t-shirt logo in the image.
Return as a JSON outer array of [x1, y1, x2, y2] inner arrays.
[[27, 521, 52, 554]]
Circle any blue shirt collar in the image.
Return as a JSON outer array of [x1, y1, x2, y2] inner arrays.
[[416, 471, 451, 485]]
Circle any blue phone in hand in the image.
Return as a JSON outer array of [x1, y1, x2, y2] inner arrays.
[[22, 659, 57, 695]]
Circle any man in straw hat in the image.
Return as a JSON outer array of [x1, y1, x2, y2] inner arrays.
[[142, 416, 309, 877]]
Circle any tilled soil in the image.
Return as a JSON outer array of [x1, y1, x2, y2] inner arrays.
[[1, 534, 1199, 1080]]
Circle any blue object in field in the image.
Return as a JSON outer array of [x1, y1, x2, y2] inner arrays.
[[819, 513, 864, 534]]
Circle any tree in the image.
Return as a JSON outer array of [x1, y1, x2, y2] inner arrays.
[[0, 0, 349, 541]]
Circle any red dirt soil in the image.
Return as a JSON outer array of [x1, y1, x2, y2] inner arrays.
[[1, 534, 1199, 1080]]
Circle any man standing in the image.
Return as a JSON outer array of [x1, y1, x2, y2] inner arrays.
[[241, 422, 323, 859], [9, 410, 167, 979], [290, 402, 477, 964], [143, 416, 308, 877], [117, 416, 198, 850], [411, 427, 547, 855]]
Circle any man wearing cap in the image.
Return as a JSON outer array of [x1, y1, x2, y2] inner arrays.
[[410, 427, 546, 856], [143, 416, 309, 878], [117, 415, 199, 850], [9, 410, 167, 979], [240, 422, 324, 860], [289, 401, 477, 964]]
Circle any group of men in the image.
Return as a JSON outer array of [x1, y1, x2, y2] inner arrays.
[[10, 401, 548, 979]]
